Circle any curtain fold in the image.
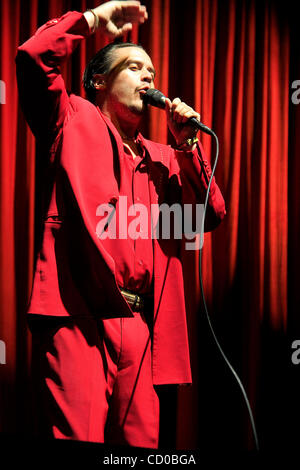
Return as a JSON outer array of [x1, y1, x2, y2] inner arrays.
[[0, 0, 297, 450]]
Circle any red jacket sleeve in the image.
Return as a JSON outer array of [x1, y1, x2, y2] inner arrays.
[[15, 11, 90, 140]]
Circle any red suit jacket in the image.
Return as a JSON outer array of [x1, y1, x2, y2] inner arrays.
[[16, 11, 226, 385]]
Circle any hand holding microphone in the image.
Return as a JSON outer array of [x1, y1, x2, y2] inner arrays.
[[143, 89, 214, 149]]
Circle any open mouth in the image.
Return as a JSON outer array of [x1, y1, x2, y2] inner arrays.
[[139, 89, 147, 96], [138, 86, 150, 96]]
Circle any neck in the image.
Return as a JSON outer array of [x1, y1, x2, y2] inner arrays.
[[100, 103, 141, 141], [114, 120, 138, 141]]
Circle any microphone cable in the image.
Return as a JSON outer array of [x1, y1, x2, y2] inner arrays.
[[198, 129, 259, 451], [140, 87, 259, 449]]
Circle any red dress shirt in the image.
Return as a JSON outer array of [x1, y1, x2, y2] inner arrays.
[[100, 135, 154, 295]]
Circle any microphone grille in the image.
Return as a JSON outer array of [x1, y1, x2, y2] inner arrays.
[[143, 89, 166, 109]]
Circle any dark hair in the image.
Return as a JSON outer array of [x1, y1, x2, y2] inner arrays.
[[83, 42, 145, 103]]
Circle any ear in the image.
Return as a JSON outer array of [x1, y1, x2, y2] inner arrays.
[[92, 74, 106, 90]]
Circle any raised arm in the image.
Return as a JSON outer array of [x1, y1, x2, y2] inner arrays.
[[16, 11, 89, 140], [15, 1, 147, 140]]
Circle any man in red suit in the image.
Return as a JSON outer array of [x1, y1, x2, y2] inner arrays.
[[16, 1, 226, 448]]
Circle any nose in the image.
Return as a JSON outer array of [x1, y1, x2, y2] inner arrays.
[[141, 67, 153, 83]]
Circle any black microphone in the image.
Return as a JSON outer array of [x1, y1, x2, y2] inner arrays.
[[143, 88, 214, 136]]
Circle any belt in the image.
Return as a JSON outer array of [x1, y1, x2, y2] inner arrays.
[[120, 287, 153, 313]]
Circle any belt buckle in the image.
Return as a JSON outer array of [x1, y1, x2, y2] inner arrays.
[[134, 294, 144, 312], [120, 288, 144, 312]]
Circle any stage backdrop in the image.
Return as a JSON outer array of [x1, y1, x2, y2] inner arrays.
[[1, 0, 299, 451]]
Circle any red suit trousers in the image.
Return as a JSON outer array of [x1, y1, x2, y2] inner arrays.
[[30, 312, 159, 448]]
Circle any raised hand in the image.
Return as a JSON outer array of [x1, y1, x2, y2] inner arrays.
[[92, 1, 148, 38]]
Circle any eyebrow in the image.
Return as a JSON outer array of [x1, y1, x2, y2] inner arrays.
[[127, 59, 156, 78]]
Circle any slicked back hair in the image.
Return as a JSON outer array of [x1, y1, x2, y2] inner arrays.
[[83, 42, 145, 104]]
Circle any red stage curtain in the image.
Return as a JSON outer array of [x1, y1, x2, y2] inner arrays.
[[0, 0, 299, 450]]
